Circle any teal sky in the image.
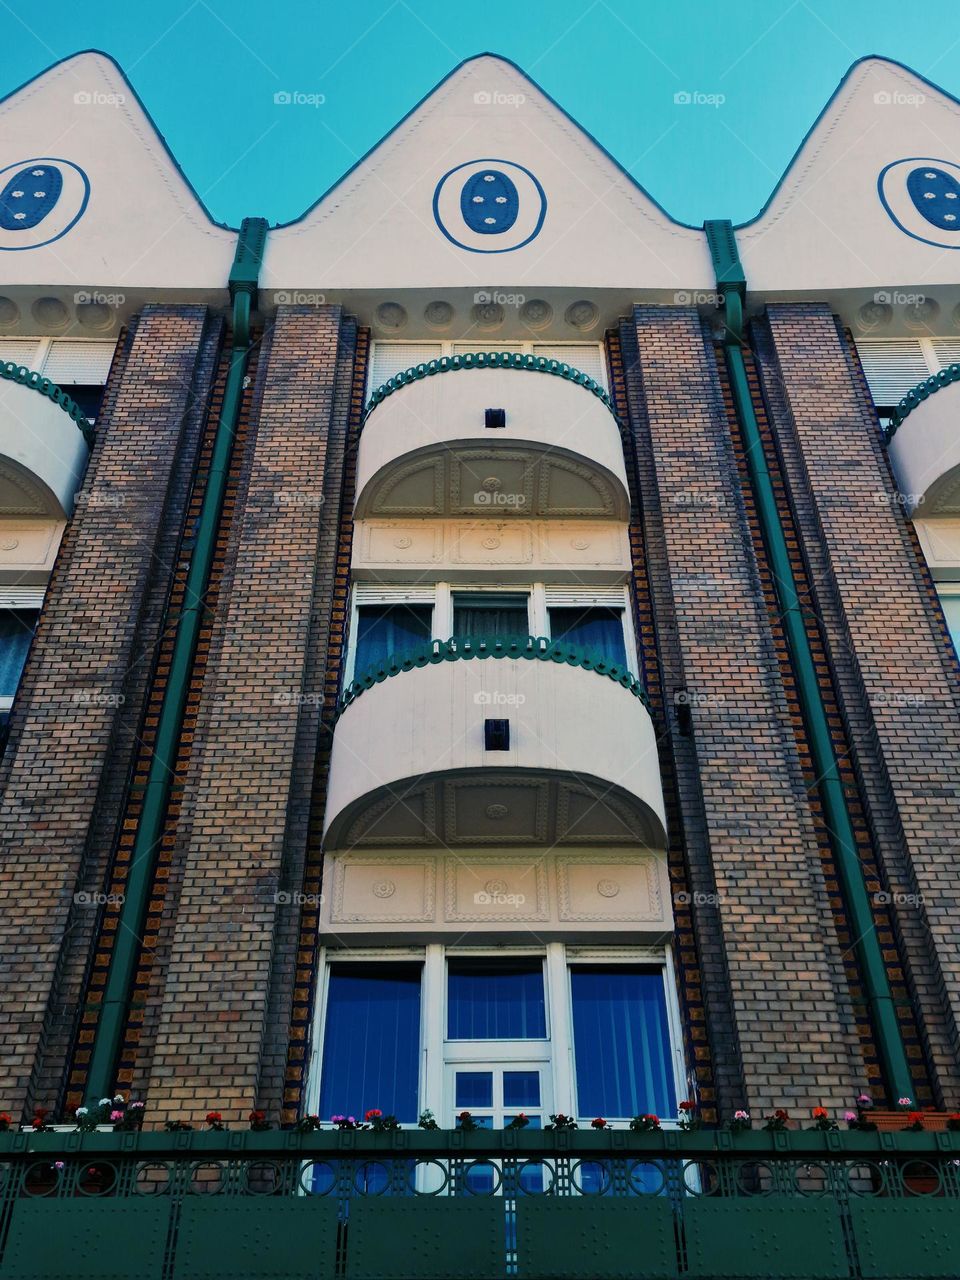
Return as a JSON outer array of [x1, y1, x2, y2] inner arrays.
[[5, 0, 960, 227]]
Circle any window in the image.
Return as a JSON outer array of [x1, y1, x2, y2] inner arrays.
[[452, 592, 530, 640], [570, 966, 677, 1119], [548, 606, 627, 667], [0, 609, 38, 700], [938, 586, 960, 659], [352, 603, 433, 675], [447, 959, 547, 1039], [317, 963, 422, 1122], [309, 945, 684, 1129], [857, 337, 960, 422]]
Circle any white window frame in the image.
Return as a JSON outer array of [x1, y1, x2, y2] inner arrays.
[[0, 588, 45, 713], [306, 942, 688, 1128], [345, 583, 639, 683]]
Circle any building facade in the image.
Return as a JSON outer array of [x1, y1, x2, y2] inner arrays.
[[0, 48, 959, 1279]]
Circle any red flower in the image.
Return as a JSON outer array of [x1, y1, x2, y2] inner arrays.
[[205, 1111, 222, 1123], [249, 1110, 266, 1121], [643, 1114, 660, 1123], [679, 1100, 696, 1112], [908, 1111, 924, 1124], [812, 1107, 828, 1119], [591, 1117, 607, 1129], [950, 1113, 960, 1122], [365, 1109, 382, 1121], [774, 1109, 789, 1120]]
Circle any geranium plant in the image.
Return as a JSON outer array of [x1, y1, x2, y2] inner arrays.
[[418, 1109, 439, 1130], [677, 1099, 700, 1131], [591, 1117, 608, 1130], [456, 1111, 481, 1132], [545, 1113, 578, 1131], [728, 1109, 751, 1132], [809, 1106, 838, 1132], [205, 1111, 226, 1131], [248, 1110, 270, 1131], [505, 1113, 529, 1130], [629, 1114, 661, 1132], [0, 1112, 11, 1132], [762, 1109, 790, 1132], [365, 1109, 400, 1133]]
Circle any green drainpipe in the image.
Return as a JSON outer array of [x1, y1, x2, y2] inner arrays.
[[704, 219, 914, 1104], [84, 217, 268, 1104]]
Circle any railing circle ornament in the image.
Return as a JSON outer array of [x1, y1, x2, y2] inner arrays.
[[363, 351, 618, 425], [885, 360, 960, 439], [337, 634, 649, 718], [0, 360, 95, 444]]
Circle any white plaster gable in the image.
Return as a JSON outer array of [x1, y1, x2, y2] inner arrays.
[[739, 57, 960, 302], [262, 54, 713, 294], [0, 51, 234, 295]]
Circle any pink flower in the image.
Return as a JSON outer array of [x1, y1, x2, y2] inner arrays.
[[844, 1110, 857, 1121], [54, 1161, 64, 1170], [734, 1110, 750, 1121], [110, 1110, 123, 1122], [897, 1096, 913, 1107]]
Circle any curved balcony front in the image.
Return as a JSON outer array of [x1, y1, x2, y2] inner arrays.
[[323, 637, 667, 852], [355, 361, 630, 521], [0, 367, 92, 518], [887, 371, 960, 515]]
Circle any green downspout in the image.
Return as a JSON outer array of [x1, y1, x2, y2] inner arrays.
[[704, 219, 914, 1103], [84, 217, 268, 1104]]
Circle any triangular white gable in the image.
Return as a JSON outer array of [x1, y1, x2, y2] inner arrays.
[[739, 57, 960, 296], [0, 51, 234, 292], [262, 54, 712, 292]]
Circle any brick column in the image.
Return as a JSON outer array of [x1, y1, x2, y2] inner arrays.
[[0, 305, 212, 1114], [146, 305, 349, 1122], [763, 303, 960, 1104], [627, 306, 858, 1112]]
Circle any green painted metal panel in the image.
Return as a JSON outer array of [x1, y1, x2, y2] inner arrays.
[[851, 1199, 960, 1278], [2, 1198, 169, 1278], [684, 1197, 849, 1278], [346, 1198, 504, 1280], [517, 1198, 678, 1279], [173, 1197, 339, 1279]]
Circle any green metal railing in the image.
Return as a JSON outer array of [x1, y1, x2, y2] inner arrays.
[[0, 1129, 957, 1278], [885, 361, 960, 438], [363, 350, 619, 424], [339, 635, 649, 717], [0, 360, 95, 445]]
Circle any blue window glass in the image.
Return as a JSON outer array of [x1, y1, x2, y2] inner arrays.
[[353, 604, 432, 675], [447, 962, 546, 1039], [571, 967, 676, 1119], [503, 1071, 540, 1107], [0, 609, 38, 698], [939, 591, 960, 659], [549, 607, 627, 668], [452, 593, 529, 641], [455, 1071, 493, 1108], [318, 964, 421, 1122]]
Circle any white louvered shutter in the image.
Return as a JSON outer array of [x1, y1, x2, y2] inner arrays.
[[856, 340, 932, 405], [0, 340, 43, 368], [367, 343, 443, 392], [43, 340, 116, 385], [929, 338, 960, 370], [543, 586, 627, 607], [533, 344, 608, 390]]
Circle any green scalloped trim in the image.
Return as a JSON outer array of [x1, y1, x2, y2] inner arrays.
[[339, 634, 648, 717], [885, 362, 960, 441], [363, 351, 619, 423], [0, 361, 95, 446]]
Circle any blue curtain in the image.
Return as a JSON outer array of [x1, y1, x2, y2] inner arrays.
[[549, 607, 627, 667], [447, 962, 546, 1039], [318, 964, 421, 1121], [571, 967, 676, 1118], [452, 594, 529, 640], [353, 604, 432, 673], [0, 610, 37, 698]]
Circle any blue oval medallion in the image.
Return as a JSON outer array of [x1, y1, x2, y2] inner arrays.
[[460, 168, 519, 235], [907, 166, 960, 230], [0, 164, 63, 232]]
